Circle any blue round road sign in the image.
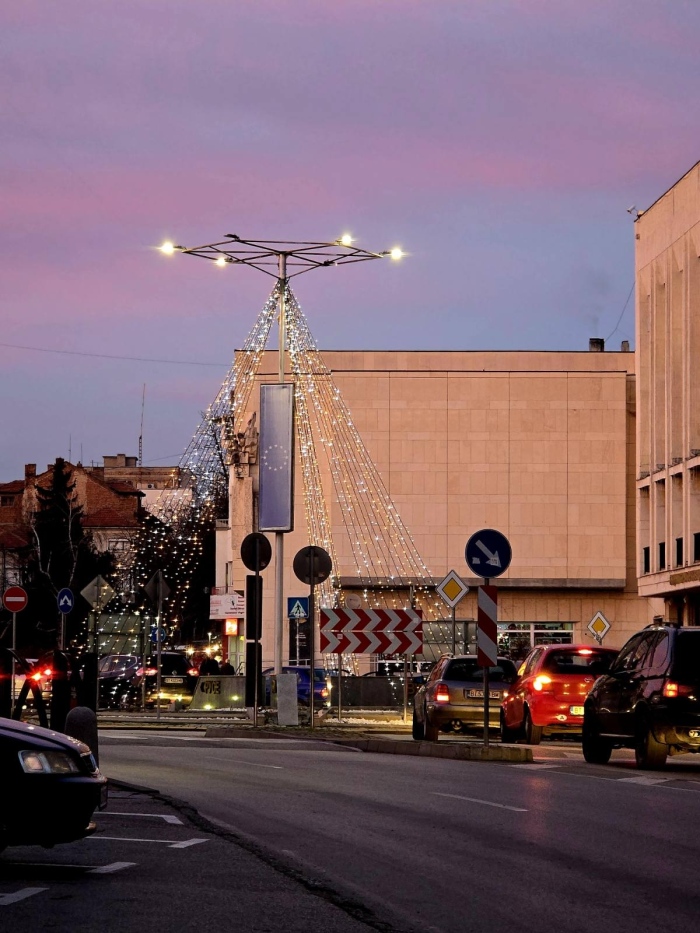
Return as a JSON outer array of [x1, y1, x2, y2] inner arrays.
[[465, 528, 512, 579], [57, 587, 75, 614]]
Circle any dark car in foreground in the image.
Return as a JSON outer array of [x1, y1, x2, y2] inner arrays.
[[117, 652, 198, 710], [0, 716, 107, 852], [501, 644, 618, 743], [583, 624, 700, 769], [413, 655, 518, 741]]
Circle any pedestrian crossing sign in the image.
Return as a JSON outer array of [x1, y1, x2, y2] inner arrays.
[[287, 597, 309, 619]]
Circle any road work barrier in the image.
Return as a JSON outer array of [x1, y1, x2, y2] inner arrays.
[[189, 675, 246, 711]]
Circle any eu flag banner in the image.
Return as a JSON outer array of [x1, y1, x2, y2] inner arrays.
[[258, 383, 295, 532]]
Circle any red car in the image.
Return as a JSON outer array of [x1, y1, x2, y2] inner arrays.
[[500, 644, 618, 744]]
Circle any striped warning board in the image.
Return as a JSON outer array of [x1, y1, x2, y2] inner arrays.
[[477, 585, 498, 667]]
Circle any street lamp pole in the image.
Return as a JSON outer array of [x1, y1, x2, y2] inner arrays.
[[275, 253, 287, 674], [159, 234, 403, 684]]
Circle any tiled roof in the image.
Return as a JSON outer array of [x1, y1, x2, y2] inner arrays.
[[0, 481, 24, 494], [82, 508, 139, 529], [0, 526, 31, 548]]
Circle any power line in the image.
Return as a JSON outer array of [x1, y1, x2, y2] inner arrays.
[[605, 282, 634, 343], [0, 341, 228, 368]]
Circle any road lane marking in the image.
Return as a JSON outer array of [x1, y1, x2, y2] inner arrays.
[[101, 812, 183, 824], [618, 776, 672, 785], [0, 888, 48, 906], [432, 792, 528, 812], [206, 755, 283, 770], [88, 862, 137, 874], [92, 836, 208, 848], [512, 763, 561, 770]]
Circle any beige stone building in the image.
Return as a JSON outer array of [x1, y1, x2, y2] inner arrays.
[[636, 160, 700, 624], [220, 344, 654, 668]]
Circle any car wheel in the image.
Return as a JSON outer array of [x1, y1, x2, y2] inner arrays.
[[412, 708, 425, 741], [582, 709, 612, 764], [635, 713, 668, 770], [523, 708, 543, 745], [500, 711, 518, 744], [424, 710, 439, 742]]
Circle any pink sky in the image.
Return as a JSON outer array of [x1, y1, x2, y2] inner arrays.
[[2, 0, 699, 480]]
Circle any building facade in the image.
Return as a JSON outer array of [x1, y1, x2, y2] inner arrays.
[[636, 160, 700, 624], [219, 344, 655, 669]]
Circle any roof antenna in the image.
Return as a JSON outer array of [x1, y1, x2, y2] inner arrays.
[[139, 384, 146, 465]]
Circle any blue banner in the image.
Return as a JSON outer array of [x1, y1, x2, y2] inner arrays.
[[258, 383, 295, 531]]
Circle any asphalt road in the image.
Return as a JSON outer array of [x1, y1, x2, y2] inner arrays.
[[94, 732, 700, 933]]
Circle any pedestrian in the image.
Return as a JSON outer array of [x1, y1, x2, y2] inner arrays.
[[199, 655, 220, 676], [219, 659, 235, 675]]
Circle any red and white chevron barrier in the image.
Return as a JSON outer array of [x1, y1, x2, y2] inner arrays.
[[477, 585, 498, 667], [320, 608, 423, 656]]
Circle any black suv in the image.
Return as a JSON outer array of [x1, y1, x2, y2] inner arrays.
[[583, 625, 700, 769]]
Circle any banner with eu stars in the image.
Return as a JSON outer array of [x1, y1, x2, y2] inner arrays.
[[258, 383, 295, 532]]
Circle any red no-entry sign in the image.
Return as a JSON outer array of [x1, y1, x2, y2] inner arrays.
[[2, 586, 28, 613]]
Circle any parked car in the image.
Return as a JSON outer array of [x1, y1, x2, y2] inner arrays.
[[98, 654, 140, 709], [263, 666, 331, 707], [117, 652, 198, 710], [500, 644, 618, 744], [582, 624, 700, 769], [0, 715, 107, 852], [412, 655, 518, 741]]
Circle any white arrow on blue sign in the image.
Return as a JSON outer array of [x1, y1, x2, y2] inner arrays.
[[57, 588, 75, 614]]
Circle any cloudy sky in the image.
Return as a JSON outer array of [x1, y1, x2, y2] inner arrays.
[[1, 1, 698, 481]]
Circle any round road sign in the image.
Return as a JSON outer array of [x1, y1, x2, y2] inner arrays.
[[240, 533, 272, 572], [465, 528, 512, 579], [3, 586, 28, 613], [293, 546, 332, 586]]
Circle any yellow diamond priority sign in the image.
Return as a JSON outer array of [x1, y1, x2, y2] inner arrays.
[[587, 611, 610, 643], [436, 570, 469, 609]]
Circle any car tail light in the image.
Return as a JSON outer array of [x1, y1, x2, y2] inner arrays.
[[533, 675, 553, 692], [577, 649, 593, 656], [31, 672, 43, 682], [435, 683, 450, 703], [188, 668, 199, 676], [320, 687, 329, 698], [663, 681, 694, 698], [137, 667, 158, 677]]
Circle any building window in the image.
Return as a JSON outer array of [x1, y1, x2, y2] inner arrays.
[[659, 542, 666, 571], [676, 537, 684, 567], [109, 538, 129, 552], [643, 547, 650, 574], [0, 495, 15, 507], [695, 533, 700, 563]]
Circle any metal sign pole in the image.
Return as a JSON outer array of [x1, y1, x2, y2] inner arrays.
[[451, 605, 456, 654], [309, 547, 315, 730], [11, 611, 16, 711], [483, 578, 490, 749], [156, 575, 163, 722], [337, 651, 342, 722]]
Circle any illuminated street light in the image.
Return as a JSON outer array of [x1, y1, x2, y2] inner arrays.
[[159, 231, 404, 675]]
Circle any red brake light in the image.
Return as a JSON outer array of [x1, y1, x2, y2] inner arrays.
[[533, 675, 553, 692], [663, 681, 694, 698], [578, 649, 593, 656], [188, 668, 199, 677], [137, 667, 158, 677], [31, 672, 43, 682], [435, 682, 450, 703], [320, 687, 329, 698]]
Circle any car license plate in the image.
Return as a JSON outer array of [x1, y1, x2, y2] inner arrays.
[[569, 705, 585, 716], [164, 677, 184, 684], [466, 690, 500, 699]]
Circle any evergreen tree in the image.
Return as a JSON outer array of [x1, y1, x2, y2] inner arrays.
[[25, 458, 113, 651]]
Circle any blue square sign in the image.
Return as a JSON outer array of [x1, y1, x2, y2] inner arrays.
[[287, 597, 309, 619]]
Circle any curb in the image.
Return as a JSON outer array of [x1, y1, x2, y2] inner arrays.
[[203, 726, 533, 762], [330, 738, 533, 762]]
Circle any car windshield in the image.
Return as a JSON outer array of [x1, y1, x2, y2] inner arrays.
[[670, 632, 700, 684], [146, 655, 190, 675], [542, 650, 616, 676], [444, 659, 517, 683]]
